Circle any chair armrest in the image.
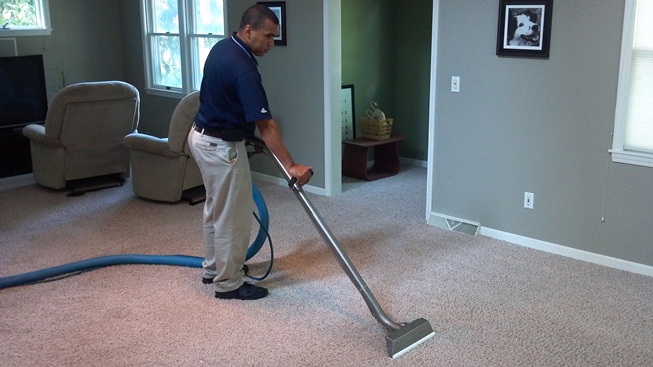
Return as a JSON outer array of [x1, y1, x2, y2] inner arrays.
[[123, 133, 184, 158], [22, 124, 64, 149]]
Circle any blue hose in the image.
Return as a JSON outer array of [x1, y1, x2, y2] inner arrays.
[[247, 182, 268, 260], [0, 183, 270, 290]]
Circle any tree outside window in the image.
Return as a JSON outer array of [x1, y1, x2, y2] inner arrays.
[[141, 0, 224, 96], [0, 0, 50, 35]]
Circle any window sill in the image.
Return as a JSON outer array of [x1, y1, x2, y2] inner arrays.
[[0, 29, 52, 36], [610, 150, 653, 168], [144, 87, 189, 100]]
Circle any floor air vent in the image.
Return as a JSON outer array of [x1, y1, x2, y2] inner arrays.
[[428, 213, 480, 236]]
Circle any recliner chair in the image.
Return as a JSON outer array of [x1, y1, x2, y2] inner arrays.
[[123, 91, 204, 203], [22, 81, 140, 190]]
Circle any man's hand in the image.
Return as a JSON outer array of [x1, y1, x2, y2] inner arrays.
[[288, 163, 313, 185], [256, 118, 313, 185]]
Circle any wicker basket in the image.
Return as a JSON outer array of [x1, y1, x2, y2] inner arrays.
[[360, 117, 393, 141]]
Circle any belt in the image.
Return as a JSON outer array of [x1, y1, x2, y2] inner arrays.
[[193, 124, 244, 141], [193, 125, 223, 139]]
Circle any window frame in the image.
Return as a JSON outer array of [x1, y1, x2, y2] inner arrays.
[[139, 0, 226, 98], [0, 0, 51, 36], [611, 0, 653, 168]]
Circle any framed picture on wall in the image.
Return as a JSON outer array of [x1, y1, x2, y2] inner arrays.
[[341, 84, 355, 140], [496, 0, 553, 58], [257, 1, 287, 46]]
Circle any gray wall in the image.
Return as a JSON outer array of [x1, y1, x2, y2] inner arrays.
[[227, 1, 327, 185], [432, 0, 653, 266], [119, 0, 177, 140], [12, 0, 125, 99], [123, 0, 328, 188], [14, 0, 330, 189], [9, 1, 651, 268]]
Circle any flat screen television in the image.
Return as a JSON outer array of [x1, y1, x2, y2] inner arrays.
[[0, 54, 48, 129]]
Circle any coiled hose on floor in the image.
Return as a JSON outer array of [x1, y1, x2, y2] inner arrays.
[[0, 183, 271, 290]]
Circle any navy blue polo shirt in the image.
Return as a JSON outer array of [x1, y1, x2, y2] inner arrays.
[[194, 33, 272, 137]]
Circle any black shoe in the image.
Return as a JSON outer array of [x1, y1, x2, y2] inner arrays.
[[202, 265, 249, 284], [215, 282, 268, 300]]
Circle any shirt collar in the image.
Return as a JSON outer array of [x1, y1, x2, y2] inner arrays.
[[231, 32, 258, 66]]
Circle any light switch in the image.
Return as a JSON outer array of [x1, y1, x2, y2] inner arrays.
[[451, 76, 460, 93]]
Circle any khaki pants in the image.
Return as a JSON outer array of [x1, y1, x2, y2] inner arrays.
[[188, 128, 253, 293]]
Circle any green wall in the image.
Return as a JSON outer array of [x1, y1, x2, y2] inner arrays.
[[342, 0, 432, 161]]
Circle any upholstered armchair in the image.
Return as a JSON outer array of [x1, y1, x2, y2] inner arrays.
[[22, 81, 140, 190], [123, 91, 203, 203]]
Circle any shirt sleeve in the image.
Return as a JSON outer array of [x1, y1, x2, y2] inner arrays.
[[235, 71, 273, 123]]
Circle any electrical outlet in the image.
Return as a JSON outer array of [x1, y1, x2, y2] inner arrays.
[[524, 192, 534, 209]]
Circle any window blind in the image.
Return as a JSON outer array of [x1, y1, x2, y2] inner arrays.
[[624, 0, 653, 154]]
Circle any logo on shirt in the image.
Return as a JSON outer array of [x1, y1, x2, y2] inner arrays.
[[260, 108, 268, 113]]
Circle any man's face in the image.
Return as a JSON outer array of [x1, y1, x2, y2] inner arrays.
[[246, 18, 278, 56]]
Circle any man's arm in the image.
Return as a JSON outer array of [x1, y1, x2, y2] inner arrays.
[[255, 119, 313, 184]]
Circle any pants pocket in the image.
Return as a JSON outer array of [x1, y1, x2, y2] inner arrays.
[[228, 145, 238, 165], [193, 141, 218, 152]]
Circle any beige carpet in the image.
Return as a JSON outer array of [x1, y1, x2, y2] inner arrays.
[[1, 167, 652, 366]]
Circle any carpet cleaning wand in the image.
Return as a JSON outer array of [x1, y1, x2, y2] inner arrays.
[[246, 138, 435, 358]]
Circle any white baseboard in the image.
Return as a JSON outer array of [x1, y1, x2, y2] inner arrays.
[[251, 171, 326, 196], [480, 227, 653, 278], [428, 212, 480, 235]]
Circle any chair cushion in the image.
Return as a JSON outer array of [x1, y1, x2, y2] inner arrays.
[[167, 91, 200, 153]]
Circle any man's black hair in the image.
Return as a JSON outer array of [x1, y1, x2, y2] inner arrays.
[[240, 4, 279, 30]]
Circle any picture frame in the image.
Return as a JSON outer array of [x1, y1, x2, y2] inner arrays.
[[341, 84, 356, 140], [257, 1, 287, 46], [496, 0, 553, 58]]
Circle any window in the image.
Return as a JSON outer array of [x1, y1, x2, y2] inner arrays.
[[0, 0, 51, 36], [140, 0, 226, 97], [612, 0, 653, 167]]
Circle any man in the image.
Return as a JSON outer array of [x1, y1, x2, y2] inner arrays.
[[188, 4, 312, 300]]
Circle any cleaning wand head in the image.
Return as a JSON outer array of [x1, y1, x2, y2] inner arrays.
[[385, 318, 435, 358]]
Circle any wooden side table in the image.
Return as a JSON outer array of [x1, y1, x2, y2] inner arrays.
[[342, 134, 405, 181]]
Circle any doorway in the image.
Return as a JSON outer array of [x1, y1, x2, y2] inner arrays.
[[332, 0, 438, 219]]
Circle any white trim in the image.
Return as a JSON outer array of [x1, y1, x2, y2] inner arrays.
[[139, 0, 226, 98], [610, 150, 653, 168], [428, 212, 480, 235], [323, 0, 341, 197], [0, 0, 51, 37], [144, 87, 187, 99], [251, 171, 326, 196], [0, 28, 51, 36], [426, 0, 440, 221], [480, 226, 653, 278], [139, 0, 153, 92], [611, 0, 635, 153], [611, 0, 653, 168]]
